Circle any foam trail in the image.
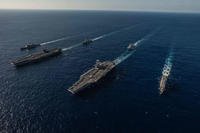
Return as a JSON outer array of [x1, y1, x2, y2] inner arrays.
[[92, 24, 141, 41], [113, 30, 157, 65], [62, 24, 141, 52], [159, 48, 174, 94], [40, 31, 94, 46], [163, 48, 174, 75], [92, 36, 105, 41], [62, 43, 82, 51], [62, 29, 119, 51], [40, 37, 67, 45], [114, 51, 135, 65], [42, 25, 137, 46]]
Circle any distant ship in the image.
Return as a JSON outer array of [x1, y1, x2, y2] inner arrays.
[[12, 48, 62, 67], [82, 38, 93, 45], [127, 43, 137, 51], [159, 65, 171, 94], [20, 43, 41, 51], [68, 60, 116, 94]]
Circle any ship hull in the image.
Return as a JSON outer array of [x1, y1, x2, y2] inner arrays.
[[159, 75, 168, 95], [68, 67, 115, 94], [12, 48, 62, 67]]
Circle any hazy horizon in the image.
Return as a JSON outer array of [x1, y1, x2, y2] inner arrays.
[[0, 0, 200, 13]]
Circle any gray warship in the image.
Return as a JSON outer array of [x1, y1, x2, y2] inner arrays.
[[82, 38, 93, 45], [127, 43, 137, 51], [159, 65, 171, 94], [68, 60, 116, 94], [12, 48, 62, 67], [20, 43, 41, 50]]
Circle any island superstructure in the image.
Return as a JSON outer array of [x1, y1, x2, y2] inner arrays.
[[12, 48, 62, 67]]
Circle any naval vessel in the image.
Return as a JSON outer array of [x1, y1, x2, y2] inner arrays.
[[82, 38, 93, 45], [159, 65, 171, 94], [127, 43, 137, 51], [20, 43, 41, 50], [68, 60, 116, 94], [12, 48, 62, 67]]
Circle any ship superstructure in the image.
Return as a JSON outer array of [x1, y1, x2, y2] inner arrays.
[[68, 60, 116, 94]]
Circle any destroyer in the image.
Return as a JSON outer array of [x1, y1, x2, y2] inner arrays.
[[127, 43, 137, 51], [159, 65, 171, 94], [68, 60, 116, 94], [12, 48, 62, 67], [20, 43, 41, 50], [82, 38, 93, 45]]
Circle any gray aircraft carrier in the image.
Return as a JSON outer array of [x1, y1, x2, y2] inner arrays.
[[12, 48, 62, 67], [68, 60, 116, 94], [159, 64, 171, 95], [68, 43, 136, 94]]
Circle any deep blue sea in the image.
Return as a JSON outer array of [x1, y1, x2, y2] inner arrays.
[[0, 10, 200, 133]]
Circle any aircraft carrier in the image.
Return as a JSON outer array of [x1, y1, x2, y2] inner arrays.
[[68, 43, 136, 94], [12, 48, 62, 67], [68, 60, 116, 94]]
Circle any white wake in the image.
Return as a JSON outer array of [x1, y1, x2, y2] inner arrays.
[[92, 24, 141, 41], [40, 37, 67, 45], [40, 32, 94, 46], [62, 43, 82, 51], [113, 29, 158, 65], [61, 24, 141, 52]]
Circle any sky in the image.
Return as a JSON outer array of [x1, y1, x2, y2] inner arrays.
[[0, 0, 200, 13]]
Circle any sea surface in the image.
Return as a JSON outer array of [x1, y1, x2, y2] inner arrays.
[[0, 10, 200, 133]]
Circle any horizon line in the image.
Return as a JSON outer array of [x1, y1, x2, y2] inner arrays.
[[0, 8, 200, 14]]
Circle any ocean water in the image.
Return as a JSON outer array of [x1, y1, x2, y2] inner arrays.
[[0, 10, 200, 133]]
